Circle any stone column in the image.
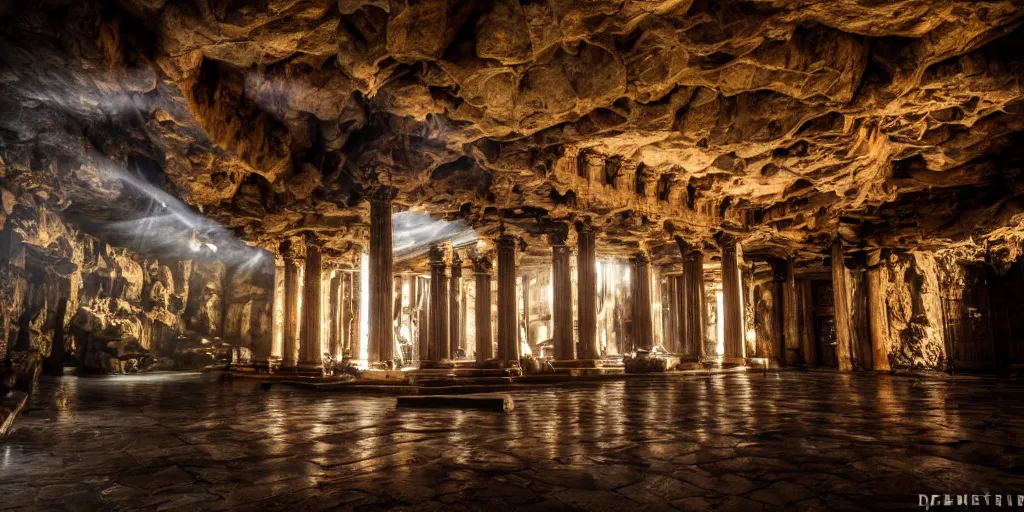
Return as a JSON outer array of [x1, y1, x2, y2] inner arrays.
[[299, 242, 323, 371], [867, 263, 891, 371], [349, 268, 362, 360], [474, 258, 493, 363], [428, 244, 449, 362], [449, 253, 463, 359], [831, 240, 854, 371], [666, 274, 679, 353], [849, 260, 872, 370], [368, 189, 395, 365], [281, 245, 303, 369], [676, 239, 706, 361], [497, 235, 519, 363], [720, 236, 744, 363], [781, 258, 800, 366], [798, 279, 817, 367], [631, 251, 654, 351], [552, 231, 574, 360], [271, 259, 285, 361], [329, 270, 343, 362], [576, 222, 598, 360]]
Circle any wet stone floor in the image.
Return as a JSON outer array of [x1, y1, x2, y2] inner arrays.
[[2, 372, 1024, 511]]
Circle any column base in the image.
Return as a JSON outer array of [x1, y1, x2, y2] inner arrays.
[[624, 353, 681, 373], [747, 357, 782, 370], [721, 357, 746, 368], [549, 359, 603, 369], [280, 363, 324, 377], [419, 359, 456, 370]]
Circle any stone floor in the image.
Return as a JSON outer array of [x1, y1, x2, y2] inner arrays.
[[2, 372, 1024, 511]]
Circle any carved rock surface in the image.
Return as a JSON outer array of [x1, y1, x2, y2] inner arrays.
[[0, 1, 1020, 269]]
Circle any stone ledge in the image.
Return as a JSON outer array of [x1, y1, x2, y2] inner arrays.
[[1, 390, 29, 440]]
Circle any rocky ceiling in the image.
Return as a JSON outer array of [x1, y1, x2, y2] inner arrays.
[[1, 0, 1023, 270]]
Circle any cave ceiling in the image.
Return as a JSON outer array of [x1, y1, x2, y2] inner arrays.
[[1, 0, 1023, 270]]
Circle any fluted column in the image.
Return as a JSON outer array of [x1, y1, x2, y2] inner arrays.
[[271, 259, 286, 361], [631, 251, 654, 351], [349, 268, 362, 360], [576, 223, 598, 360], [449, 253, 463, 359], [677, 240, 707, 361], [497, 235, 519, 363], [665, 274, 680, 353], [329, 270, 344, 362], [721, 236, 744, 363], [369, 189, 395, 364], [299, 242, 323, 371], [831, 240, 854, 371], [474, 258, 493, 363], [428, 245, 450, 362], [781, 258, 800, 366], [552, 231, 574, 360], [281, 246, 303, 369]]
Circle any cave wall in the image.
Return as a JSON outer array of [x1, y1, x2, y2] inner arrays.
[[0, 201, 272, 379], [222, 265, 274, 360], [861, 252, 948, 371]]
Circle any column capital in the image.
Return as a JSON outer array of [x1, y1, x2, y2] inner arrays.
[[428, 244, 449, 269], [472, 256, 492, 274], [630, 251, 651, 265], [574, 218, 595, 235], [450, 252, 463, 277], [280, 237, 306, 262], [367, 184, 398, 204], [497, 233, 518, 250]]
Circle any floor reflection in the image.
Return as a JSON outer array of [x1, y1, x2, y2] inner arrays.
[[2, 371, 1023, 510]]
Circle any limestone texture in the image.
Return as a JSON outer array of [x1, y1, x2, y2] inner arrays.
[[0, 1, 1020, 267]]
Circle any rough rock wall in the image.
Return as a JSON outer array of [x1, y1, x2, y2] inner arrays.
[[0, 201, 271, 378], [222, 266, 274, 358], [872, 252, 948, 370]]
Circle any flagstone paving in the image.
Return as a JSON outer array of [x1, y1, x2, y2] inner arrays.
[[2, 371, 1023, 511]]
